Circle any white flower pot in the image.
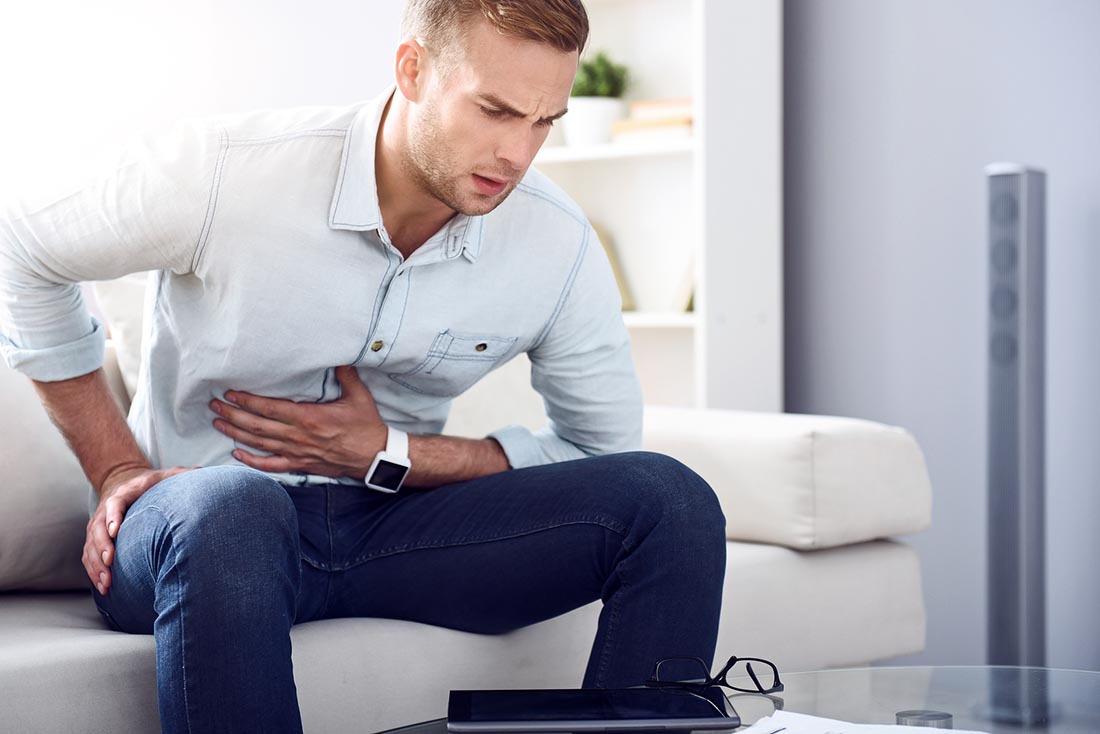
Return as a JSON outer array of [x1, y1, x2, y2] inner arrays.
[[562, 97, 624, 146]]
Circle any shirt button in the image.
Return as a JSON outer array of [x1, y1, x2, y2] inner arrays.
[[371, 341, 384, 352], [475, 343, 488, 352]]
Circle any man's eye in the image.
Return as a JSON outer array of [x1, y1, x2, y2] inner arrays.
[[536, 119, 555, 129], [480, 106, 506, 119]]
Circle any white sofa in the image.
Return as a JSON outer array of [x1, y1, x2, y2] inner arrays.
[[0, 282, 932, 733]]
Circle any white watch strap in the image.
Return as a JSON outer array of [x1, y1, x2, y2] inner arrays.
[[386, 427, 408, 459]]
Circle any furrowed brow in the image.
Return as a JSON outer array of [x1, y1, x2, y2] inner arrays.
[[478, 93, 568, 124]]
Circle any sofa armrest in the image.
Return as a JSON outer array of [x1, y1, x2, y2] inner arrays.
[[641, 406, 932, 550]]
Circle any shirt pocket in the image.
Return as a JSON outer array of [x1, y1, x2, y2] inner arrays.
[[388, 330, 517, 398]]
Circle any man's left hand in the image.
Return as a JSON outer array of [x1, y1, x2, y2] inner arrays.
[[210, 365, 387, 478]]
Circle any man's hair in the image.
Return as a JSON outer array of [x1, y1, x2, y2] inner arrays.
[[401, 0, 589, 75]]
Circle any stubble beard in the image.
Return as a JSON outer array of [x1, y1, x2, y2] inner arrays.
[[403, 101, 519, 217]]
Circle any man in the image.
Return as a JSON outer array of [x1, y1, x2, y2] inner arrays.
[[0, 1, 726, 731]]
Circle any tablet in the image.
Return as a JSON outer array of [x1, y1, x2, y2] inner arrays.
[[447, 687, 739, 732]]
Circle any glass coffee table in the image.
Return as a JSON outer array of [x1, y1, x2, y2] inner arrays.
[[729, 666, 1100, 731], [376, 666, 1100, 733]]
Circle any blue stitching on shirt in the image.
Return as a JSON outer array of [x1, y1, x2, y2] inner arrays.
[[228, 129, 347, 147], [530, 224, 590, 352], [514, 182, 586, 226], [387, 332, 517, 396], [328, 113, 382, 229], [375, 261, 413, 369], [463, 218, 485, 262], [355, 244, 395, 364], [191, 127, 230, 274]]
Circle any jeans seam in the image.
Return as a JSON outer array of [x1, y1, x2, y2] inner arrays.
[[595, 521, 631, 688], [595, 576, 625, 687], [340, 517, 629, 571], [165, 535, 193, 734], [323, 485, 337, 615], [134, 503, 193, 733]]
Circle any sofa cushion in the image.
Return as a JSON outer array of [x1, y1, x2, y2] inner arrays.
[[642, 406, 933, 550], [0, 361, 93, 591], [0, 539, 924, 733]]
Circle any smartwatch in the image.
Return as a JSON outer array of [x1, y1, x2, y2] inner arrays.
[[364, 427, 411, 493]]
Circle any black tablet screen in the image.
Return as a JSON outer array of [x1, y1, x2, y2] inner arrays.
[[450, 688, 731, 722]]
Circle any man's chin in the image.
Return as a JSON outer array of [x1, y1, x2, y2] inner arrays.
[[454, 185, 516, 217]]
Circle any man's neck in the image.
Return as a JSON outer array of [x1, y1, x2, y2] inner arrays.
[[375, 94, 456, 259]]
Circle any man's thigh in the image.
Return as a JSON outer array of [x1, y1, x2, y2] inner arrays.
[[312, 451, 699, 632], [94, 466, 301, 633]]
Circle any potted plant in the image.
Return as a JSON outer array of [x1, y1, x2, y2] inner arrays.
[[563, 51, 628, 146]]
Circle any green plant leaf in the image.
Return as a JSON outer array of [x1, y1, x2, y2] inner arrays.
[[571, 50, 628, 98]]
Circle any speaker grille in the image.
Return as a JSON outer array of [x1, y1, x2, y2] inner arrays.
[[985, 164, 1046, 672]]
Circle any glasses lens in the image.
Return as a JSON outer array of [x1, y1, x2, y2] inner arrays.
[[654, 657, 711, 685], [726, 658, 780, 692]]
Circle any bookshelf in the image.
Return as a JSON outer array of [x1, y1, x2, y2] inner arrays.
[[450, 0, 783, 431], [533, 0, 784, 410], [534, 138, 695, 165]]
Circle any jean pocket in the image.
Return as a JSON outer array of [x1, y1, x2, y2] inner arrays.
[[388, 330, 517, 398]]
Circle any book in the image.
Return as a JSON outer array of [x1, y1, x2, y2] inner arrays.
[[629, 97, 694, 122], [592, 222, 635, 312], [611, 115, 693, 144]]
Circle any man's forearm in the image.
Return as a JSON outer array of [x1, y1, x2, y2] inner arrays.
[[33, 368, 151, 497], [404, 434, 511, 488]]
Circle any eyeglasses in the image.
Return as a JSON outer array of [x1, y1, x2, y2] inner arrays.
[[644, 654, 784, 695]]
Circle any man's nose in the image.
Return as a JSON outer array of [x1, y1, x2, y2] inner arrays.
[[495, 124, 537, 171]]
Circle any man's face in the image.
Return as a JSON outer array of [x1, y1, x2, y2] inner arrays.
[[402, 20, 578, 217]]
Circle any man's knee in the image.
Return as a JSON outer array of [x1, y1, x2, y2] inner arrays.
[[583, 451, 727, 560], [136, 465, 297, 548], [104, 466, 299, 629], [605, 451, 723, 521]]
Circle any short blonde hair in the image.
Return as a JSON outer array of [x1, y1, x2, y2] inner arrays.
[[402, 0, 589, 75]]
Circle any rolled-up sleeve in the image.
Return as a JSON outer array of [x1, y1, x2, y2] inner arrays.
[[0, 119, 224, 381], [488, 225, 644, 469]]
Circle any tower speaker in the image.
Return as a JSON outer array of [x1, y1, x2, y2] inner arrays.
[[985, 163, 1048, 724]]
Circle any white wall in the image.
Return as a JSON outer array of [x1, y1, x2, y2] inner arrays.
[[785, 0, 1100, 668], [0, 0, 404, 198], [1, 0, 405, 326]]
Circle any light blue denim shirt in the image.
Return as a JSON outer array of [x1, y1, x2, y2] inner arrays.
[[0, 89, 643, 485]]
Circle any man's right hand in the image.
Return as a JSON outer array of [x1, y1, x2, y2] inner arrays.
[[86, 465, 199, 596]]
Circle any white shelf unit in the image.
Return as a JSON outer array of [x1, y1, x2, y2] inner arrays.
[[532, 0, 784, 411], [535, 138, 696, 164], [621, 312, 697, 329]]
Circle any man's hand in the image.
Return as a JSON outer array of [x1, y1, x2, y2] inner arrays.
[[87, 465, 198, 596], [211, 365, 387, 479]]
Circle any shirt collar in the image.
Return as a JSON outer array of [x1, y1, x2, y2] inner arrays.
[[328, 87, 483, 263]]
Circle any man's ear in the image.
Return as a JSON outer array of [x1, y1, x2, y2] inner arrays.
[[394, 38, 428, 102]]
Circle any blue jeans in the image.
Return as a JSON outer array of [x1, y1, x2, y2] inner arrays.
[[92, 451, 727, 733]]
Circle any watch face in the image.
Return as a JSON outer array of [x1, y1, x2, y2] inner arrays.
[[370, 459, 409, 491]]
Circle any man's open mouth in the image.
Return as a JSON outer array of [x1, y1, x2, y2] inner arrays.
[[472, 174, 508, 195]]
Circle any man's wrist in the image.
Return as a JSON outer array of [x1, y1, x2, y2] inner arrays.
[[364, 425, 412, 492], [98, 461, 155, 498], [398, 434, 509, 489]]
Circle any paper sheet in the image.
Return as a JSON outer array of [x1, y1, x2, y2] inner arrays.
[[739, 710, 990, 734]]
